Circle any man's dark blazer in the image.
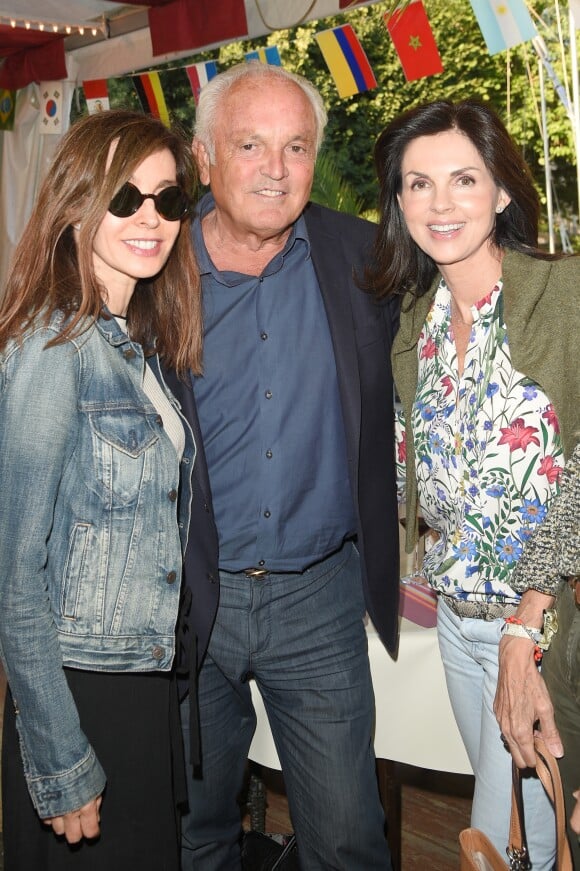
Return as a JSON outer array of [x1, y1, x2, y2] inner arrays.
[[164, 201, 401, 675]]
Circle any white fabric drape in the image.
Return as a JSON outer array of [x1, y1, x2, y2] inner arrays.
[[0, 56, 77, 297]]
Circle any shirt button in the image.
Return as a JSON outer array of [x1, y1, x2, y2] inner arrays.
[[166, 571, 177, 584], [266, 450, 273, 459], [258, 560, 265, 567], [168, 489, 178, 502], [260, 332, 268, 341], [207, 572, 216, 583], [264, 510, 271, 518], [265, 390, 272, 399], [203, 502, 210, 513], [152, 645, 164, 660]]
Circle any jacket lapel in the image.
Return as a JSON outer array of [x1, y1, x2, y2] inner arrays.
[[304, 207, 361, 477]]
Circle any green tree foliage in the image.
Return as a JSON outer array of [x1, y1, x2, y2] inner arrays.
[[310, 151, 366, 214]]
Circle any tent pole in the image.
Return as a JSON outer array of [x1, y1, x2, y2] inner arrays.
[[537, 52, 555, 252], [569, 7, 580, 220]]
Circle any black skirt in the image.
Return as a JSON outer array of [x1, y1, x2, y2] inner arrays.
[[2, 668, 185, 871]]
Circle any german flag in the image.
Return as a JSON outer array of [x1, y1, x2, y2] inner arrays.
[[131, 72, 170, 126]]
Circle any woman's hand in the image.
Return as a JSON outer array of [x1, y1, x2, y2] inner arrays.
[[495, 634, 562, 767], [494, 589, 563, 768], [44, 795, 102, 843]]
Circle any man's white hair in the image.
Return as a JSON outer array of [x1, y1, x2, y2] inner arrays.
[[194, 62, 328, 163]]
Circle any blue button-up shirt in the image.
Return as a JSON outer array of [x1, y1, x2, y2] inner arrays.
[[193, 193, 356, 571]]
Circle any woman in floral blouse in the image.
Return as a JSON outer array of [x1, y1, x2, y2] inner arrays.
[[366, 99, 580, 868]]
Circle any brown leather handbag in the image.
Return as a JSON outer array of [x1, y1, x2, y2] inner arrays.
[[459, 735, 573, 871]]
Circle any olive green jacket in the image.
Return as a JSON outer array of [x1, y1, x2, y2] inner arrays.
[[392, 248, 580, 553]]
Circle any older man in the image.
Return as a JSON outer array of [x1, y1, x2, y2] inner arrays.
[[166, 62, 399, 870]]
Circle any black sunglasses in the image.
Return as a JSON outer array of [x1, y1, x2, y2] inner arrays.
[[108, 181, 190, 222]]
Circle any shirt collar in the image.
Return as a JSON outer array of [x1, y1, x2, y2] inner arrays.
[[192, 191, 311, 280], [429, 277, 504, 331]]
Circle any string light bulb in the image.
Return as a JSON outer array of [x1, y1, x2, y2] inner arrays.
[[1, 16, 105, 37]]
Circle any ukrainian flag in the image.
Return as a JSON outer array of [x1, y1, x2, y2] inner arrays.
[[245, 46, 282, 66]]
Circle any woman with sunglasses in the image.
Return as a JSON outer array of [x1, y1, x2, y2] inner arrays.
[[0, 109, 201, 870]]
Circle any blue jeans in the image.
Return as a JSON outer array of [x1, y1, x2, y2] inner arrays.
[[180, 542, 391, 870], [437, 599, 556, 870]]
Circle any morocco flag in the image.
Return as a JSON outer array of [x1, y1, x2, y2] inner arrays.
[[384, 0, 444, 82]]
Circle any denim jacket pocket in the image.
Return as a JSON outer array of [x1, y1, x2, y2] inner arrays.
[[61, 522, 91, 619], [88, 408, 159, 506]]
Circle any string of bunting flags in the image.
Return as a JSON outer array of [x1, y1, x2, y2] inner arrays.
[[0, 0, 569, 132]]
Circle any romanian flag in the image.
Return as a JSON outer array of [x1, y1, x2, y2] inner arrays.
[[0, 88, 15, 131], [132, 72, 170, 127], [245, 46, 281, 65], [469, 0, 537, 55], [186, 61, 219, 105], [314, 25, 376, 98], [385, 1, 444, 82], [83, 79, 110, 114]]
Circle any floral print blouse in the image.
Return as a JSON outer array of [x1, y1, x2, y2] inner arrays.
[[395, 278, 563, 604]]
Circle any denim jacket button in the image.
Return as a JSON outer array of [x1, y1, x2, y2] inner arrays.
[[155, 414, 163, 427], [152, 645, 164, 660], [123, 348, 136, 360], [168, 489, 178, 502], [166, 571, 177, 584]]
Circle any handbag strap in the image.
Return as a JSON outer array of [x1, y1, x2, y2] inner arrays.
[[507, 763, 531, 870], [533, 736, 573, 871], [508, 735, 573, 871]]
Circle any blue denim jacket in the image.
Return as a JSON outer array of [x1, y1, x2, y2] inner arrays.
[[0, 310, 195, 817]]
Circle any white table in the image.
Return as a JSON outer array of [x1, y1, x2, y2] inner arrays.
[[248, 616, 471, 775]]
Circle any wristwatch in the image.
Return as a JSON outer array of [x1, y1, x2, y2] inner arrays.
[[501, 608, 558, 651]]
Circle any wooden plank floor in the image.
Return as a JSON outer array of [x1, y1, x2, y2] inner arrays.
[[243, 765, 474, 870]]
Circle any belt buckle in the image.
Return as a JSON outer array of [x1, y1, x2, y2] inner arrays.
[[243, 567, 269, 578]]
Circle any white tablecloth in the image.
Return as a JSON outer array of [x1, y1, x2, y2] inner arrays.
[[248, 617, 472, 775]]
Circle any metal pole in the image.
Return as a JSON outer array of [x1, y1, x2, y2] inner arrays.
[[538, 53, 555, 252], [569, 7, 580, 219]]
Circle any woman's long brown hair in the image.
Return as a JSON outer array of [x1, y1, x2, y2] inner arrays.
[[0, 109, 203, 376]]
